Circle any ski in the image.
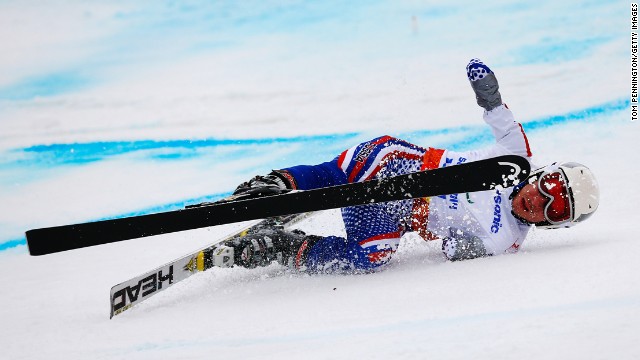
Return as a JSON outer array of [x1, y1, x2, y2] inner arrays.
[[26, 155, 530, 256], [109, 212, 312, 318]]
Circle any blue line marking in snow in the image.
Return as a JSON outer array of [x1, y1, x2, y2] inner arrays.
[[0, 98, 629, 252], [8, 133, 361, 167], [400, 97, 629, 151], [0, 71, 91, 101], [510, 37, 614, 65], [0, 239, 26, 251], [5, 98, 628, 169]]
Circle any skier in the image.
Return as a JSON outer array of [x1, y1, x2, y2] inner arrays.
[[217, 59, 600, 273]]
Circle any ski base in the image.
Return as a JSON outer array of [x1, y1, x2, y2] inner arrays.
[[109, 213, 312, 318]]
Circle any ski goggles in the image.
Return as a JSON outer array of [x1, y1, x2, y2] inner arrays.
[[537, 170, 573, 225]]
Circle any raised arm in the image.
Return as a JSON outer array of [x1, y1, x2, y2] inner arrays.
[[446, 59, 533, 162]]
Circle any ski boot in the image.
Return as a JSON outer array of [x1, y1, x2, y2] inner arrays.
[[209, 218, 321, 270]]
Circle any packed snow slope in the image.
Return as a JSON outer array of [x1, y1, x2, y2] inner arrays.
[[0, 1, 637, 359]]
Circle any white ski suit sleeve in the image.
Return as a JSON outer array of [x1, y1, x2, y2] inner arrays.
[[429, 104, 533, 260], [445, 104, 532, 162]]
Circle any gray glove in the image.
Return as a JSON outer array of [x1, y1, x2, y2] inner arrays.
[[185, 170, 296, 209], [232, 170, 296, 200], [441, 227, 488, 261], [466, 58, 502, 111]]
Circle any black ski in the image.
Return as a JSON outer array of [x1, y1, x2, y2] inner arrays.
[[26, 155, 530, 256]]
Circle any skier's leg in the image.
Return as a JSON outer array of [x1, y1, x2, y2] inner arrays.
[[301, 203, 403, 273], [342, 203, 403, 268]]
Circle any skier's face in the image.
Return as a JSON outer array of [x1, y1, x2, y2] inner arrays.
[[510, 183, 547, 223]]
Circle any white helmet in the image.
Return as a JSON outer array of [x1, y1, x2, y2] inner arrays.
[[520, 162, 600, 229]]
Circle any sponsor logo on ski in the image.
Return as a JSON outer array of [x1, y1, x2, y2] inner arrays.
[[465, 193, 474, 204], [184, 256, 198, 272], [111, 266, 174, 313], [498, 161, 524, 181]]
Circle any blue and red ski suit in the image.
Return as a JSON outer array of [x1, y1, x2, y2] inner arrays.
[[283, 105, 533, 273]]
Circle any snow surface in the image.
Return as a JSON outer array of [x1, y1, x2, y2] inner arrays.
[[0, 1, 638, 359]]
